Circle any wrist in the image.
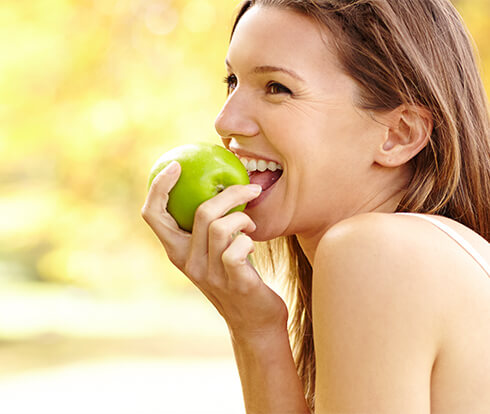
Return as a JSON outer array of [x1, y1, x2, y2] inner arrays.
[[228, 323, 290, 348], [228, 323, 309, 414]]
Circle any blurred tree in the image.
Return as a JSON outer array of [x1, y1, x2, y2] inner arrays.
[[0, 0, 488, 300]]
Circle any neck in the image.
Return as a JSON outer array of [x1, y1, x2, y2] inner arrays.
[[296, 188, 407, 265]]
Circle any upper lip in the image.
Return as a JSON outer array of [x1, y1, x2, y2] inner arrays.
[[228, 147, 282, 166]]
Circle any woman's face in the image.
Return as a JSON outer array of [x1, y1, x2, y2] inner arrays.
[[215, 5, 402, 244]]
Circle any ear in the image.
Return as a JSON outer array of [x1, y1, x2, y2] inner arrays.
[[374, 105, 433, 168]]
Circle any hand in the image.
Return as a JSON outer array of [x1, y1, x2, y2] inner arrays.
[[141, 161, 289, 337]]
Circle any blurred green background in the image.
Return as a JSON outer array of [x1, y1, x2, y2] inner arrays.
[[0, 0, 488, 413]]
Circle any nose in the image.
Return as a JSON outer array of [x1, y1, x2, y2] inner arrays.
[[214, 89, 259, 140]]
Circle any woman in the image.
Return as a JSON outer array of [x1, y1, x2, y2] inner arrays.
[[142, 0, 490, 412]]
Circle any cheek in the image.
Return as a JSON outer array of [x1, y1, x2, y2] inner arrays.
[[293, 134, 368, 203], [318, 110, 378, 168]]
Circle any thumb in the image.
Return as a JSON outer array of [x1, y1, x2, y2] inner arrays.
[[142, 161, 182, 231]]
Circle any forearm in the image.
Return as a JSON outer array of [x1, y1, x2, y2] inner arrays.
[[230, 328, 310, 414]]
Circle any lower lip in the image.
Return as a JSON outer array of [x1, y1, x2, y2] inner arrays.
[[245, 175, 281, 209]]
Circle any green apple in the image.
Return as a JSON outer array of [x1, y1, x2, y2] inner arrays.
[[147, 142, 250, 232]]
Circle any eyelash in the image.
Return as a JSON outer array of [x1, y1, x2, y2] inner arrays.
[[222, 74, 292, 96]]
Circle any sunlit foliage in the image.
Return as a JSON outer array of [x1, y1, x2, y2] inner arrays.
[[0, 0, 488, 300]]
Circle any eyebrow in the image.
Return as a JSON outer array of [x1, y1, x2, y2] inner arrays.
[[225, 59, 304, 82]]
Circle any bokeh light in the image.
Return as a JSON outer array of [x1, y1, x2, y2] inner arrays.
[[0, 0, 488, 413]]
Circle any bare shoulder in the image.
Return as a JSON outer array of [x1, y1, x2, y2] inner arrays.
[[317, 211, 489, 278], [314, 212, 436, 269], [313, 210, 490, 354], [312, 212, 490, 413], [311, 212, 445, 413], [312, 211, 452, 345], [312, 211, 456, 308]]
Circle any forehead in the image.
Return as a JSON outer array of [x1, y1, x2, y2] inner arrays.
[[227, 5, 340, 76]]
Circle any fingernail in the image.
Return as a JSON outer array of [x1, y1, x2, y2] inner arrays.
[[164, 161, 179, 174], [247, 184, 262, 195]]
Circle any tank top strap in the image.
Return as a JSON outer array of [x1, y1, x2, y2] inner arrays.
[[395, 212, 490, 277]]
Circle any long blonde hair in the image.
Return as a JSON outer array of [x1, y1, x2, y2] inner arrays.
[[229, 0, 490, 411]]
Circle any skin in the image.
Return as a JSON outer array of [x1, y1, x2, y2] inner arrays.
[[142, 5, 433, 413], [142, 0, 433, 354], [215, 5, 431, 264]]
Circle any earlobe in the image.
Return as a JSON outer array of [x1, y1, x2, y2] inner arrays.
[[376, 106, 433, 168]]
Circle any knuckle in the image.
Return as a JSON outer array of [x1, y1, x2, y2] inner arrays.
[[237, 213, 256, 230], [227, 211, 246, 220], [208, 220, 228, 240], [237, 233, 253, 245], [226, 212, 255, 230], [221, 249, 243, 268], [194, 205, 213, 223]]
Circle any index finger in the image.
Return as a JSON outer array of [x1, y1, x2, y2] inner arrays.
[[188, 184, 262, 261]]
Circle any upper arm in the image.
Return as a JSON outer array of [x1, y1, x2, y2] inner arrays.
[[312, 213, 444, 414]]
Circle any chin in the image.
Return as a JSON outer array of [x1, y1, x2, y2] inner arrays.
[[250, 233, 272, 242], [248, 223, 287, 243]]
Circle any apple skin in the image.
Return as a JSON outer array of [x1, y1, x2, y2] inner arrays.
[[147, 143, 250, 232]]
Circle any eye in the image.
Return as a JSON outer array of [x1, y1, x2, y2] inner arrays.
[[222, 74, 292, 97], [223, 74, 237, 95], [266, 82, 292, 95]]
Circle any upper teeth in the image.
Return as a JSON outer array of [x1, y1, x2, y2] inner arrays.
[[239, 157, 283, 172]]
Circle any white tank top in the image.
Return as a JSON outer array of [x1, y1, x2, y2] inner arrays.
[[395, 212, 490, 277]]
